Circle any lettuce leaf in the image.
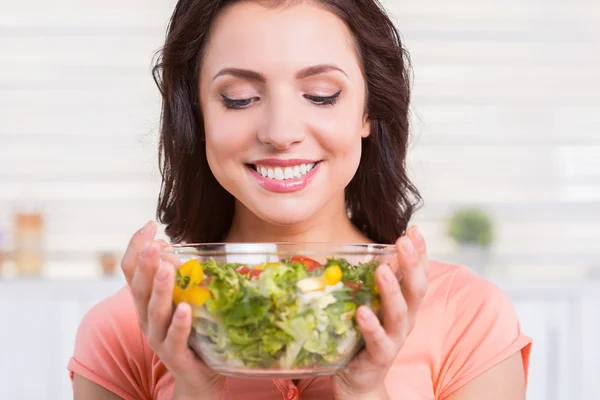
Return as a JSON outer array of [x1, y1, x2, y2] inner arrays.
[[188, 256, 381, 370]]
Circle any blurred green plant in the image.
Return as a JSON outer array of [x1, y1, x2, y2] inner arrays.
[[447, 207, 494, 249]]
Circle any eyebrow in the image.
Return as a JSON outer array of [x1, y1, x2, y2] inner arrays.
[[212, 64, 348, 82], [296, 64, 348, 79], [213, 68, 265, 82]]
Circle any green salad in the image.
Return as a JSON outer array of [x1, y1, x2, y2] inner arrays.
[[173, 255, 381, 369]]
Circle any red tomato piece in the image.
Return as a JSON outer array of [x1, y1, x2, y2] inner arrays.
[[249, 268, 264, 279], [290, 255, 322, 272], [344, 281, 362, 290], [235, 266, 250, 275]]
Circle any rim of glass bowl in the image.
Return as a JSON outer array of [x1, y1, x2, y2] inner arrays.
[[160, 242, 398, 258]]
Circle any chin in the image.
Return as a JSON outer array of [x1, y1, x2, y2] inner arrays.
[[251, 199, 319, 227]]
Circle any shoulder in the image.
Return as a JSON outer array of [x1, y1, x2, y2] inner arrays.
[[67, 286, 153, 400], [425, 260, 517, 318], [425, 259, 529, 350], [424, 261, 532, 398], [429, 261, 518, 328], [72, 285, 144, 352]]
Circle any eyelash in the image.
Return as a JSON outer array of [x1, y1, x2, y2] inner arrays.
[[220, 90, 342, 110], [220, 94, 255, 110], [304, 90, 342, 106]]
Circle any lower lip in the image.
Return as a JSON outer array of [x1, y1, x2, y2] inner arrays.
[[248, 163, 321, 193]]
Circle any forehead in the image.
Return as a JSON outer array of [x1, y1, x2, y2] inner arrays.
[[201, 1, 362, 78]]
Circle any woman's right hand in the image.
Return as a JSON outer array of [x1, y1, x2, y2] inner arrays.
[[121, 221, 226, 399]]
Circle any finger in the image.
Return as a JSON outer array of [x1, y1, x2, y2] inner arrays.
[[394, 235, 428, 320], [147, 260, 175, 347], [356, 305, 395, 367], [157, 241, 182, 268], [163, 302, 196, 372], [406, 226, 430, 280], [376, 264, 408, 339], [407, 225, 427, 259], [121, 220, 157, 283], [130, 241, 161, 333]]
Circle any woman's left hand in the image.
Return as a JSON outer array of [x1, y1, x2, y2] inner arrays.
[[332, 226, 430, 400]]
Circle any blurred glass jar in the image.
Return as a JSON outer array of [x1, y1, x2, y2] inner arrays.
[[0, 232, 5, 276], [13, 211, 44, 276], [99, 251, 118, 276]]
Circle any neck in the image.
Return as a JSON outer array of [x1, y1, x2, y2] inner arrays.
[[225, 199, 371, 244]]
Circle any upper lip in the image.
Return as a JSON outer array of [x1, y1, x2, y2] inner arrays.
[[248, 158, 319, 167]]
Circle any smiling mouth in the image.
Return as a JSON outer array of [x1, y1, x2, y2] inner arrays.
[[249, 162, 318, 181]]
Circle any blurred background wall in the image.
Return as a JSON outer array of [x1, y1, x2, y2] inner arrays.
[[0, 0, 598, 399], [1, 0, 599, 279]]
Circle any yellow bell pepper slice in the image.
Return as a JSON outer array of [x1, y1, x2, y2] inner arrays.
[[371, 298, 381, 311], [172, 285, 186, 304], [178, 259, 204, 287], [183, 286, 211, 306], [324, 264, 343, 285], [372, 283, 380, 295], [256, 262, 280, 271]]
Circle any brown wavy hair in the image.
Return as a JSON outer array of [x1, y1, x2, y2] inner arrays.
[[152, 0, 422, 245]]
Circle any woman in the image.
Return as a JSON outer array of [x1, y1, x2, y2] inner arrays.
[[68, 0, 532, 399]]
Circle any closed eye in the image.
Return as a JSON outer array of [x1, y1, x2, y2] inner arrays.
[[220, 94, 257, 110], [304, 90, 342, 106]]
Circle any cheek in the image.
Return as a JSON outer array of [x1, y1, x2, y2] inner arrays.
[[205, 124, 249, 196], [311, 108, 364, 163], [204, 106, 257, 167]]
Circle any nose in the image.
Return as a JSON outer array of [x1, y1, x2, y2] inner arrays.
[[257, 98, 305, 150]]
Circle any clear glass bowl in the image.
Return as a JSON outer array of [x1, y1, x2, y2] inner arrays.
[[160, 242, 398, 378]]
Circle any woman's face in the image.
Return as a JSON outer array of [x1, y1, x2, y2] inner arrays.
[[199, 1, 370, 227]]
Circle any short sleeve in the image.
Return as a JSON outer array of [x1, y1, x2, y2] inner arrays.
[[67, 286, 152, 400], [436, 268, 532, 399]]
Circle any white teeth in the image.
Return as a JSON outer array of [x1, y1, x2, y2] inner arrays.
[[274, 167, 284, 180], [254, 162, 317, 180], [284, 167, 294, 179]]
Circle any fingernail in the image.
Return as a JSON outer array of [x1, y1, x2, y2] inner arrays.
[[402, 238, 414, 257], [175, 303, 187, 319], [409, 226, 422, 243], [139, 220, 152, 235], [156, 262, 168, 282]]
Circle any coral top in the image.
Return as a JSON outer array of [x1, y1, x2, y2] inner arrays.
[[67, 261, 532, 399]]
